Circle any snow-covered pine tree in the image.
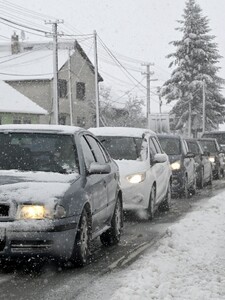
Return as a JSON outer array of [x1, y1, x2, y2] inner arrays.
[[161, 0, 225, 133]]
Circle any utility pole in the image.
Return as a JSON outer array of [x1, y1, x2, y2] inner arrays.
[[202, 80, 206, 134], [188, 100, 192, 137], [93, 30, 100, 127], [45, 20, 64, 125], [142, 63, 157, 129], [68, 48, 73, 125]]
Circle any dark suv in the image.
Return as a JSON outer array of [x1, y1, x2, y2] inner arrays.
[[157, 134, 196, 198], [198, 137, 225, 179], [185, 138, 213, 188], [202, 131, 225, 151]]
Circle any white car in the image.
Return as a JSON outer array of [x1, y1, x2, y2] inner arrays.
[[89, 127, 172, 219]]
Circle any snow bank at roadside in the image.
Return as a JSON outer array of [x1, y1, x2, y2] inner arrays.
[[110, 192, 225, 300]]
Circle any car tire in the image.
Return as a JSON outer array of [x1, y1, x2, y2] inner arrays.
[[147, 185, 156, 220], [100, 198, 123, 246], [182, 175, 189, 198], [208, 168, 213, 186], [159, 182, 171, 212], [190, 174, 197, 196], [70, 209, 90, 267], [198, 168, 204, 189]]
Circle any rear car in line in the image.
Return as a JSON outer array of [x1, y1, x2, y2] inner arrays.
[[185, 138, 213, 188], [89, 127, 172, 220], [0, 124, 123, 266], [197, 137, 225, 180], [157, 134, 196, 198]]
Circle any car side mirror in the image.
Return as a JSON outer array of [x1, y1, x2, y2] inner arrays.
[[152, 153, 168, 164], [185, 152, 195, 158], [88, 162, 111, 174]]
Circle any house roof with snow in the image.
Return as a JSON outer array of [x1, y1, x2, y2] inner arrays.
[[0, 81, 48, 115], [0, 40, 103, 82]]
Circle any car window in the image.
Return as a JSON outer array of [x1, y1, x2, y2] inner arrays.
[[80, 136, 96, 169], [97, 136, 144, 161], [149, 138, 157, 157], [202, 132, 225, 145], [199, 140, 217, 153], [0, 132, 79, 174], [85, 135, 107, 164], [152, 137, 162, 153], [158, 137, 181, 155], [187, 141, 199, 154]]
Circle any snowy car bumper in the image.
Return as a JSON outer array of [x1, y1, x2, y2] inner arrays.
[[0, 216, 79, 260]]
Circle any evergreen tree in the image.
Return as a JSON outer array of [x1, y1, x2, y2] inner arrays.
[[161, 0, 225, 132]]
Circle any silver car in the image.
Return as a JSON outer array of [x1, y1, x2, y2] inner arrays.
[[89, 127, 172, 220], [0, 125, 123, 266]]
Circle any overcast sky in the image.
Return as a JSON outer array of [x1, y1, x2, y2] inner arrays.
[[0, 0, 225, 114]]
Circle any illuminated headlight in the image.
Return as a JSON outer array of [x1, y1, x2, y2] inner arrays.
[[171, 160, 181, 170], [16, 204, 66, 220], [126, 172, 146, 184], [17, 205, 46, 220], [209, 156, 215, 163]]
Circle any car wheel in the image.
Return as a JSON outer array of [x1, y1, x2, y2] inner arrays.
[[159, 181, 171, 212], [147, 185, 156, 220], [71, 209, 90, 266], [182, 175, 189, 198], [208, 168, 213, 186], [198, 168, 204, 189], [100, 198, 123, 246], [190, 174, 197, 196]]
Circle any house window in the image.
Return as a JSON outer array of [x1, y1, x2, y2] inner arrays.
[[13, 117, 22, 124], [77, 116, 86, 127], [58, 79, 68, 98], [23, 118, 31, 124], [76, 82, 85, 100]]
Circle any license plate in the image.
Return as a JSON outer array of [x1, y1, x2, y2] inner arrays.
[[0, 228, 5, 240]]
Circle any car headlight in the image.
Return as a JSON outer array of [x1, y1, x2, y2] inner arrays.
[[126, 172, 146, 184], [171, 160, 181, 170], [16, 204, 66, 220], [17, 205, 46, 220], [209, 156, 215, 163]]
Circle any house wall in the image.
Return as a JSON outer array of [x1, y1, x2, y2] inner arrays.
[[0, 113, 39, 124], [58, 50, 96, 128], [7, 80, 52, 124], [6, 48, 99, 128]]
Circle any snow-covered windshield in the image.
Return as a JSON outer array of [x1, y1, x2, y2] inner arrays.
[[97, 136, 147, 160], [0, 132, 79, 174], [158, 137, 181, 155]]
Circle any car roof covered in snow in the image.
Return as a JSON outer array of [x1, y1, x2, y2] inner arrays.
[[89, 127, 156, 138], [0, 124, 85, 135]]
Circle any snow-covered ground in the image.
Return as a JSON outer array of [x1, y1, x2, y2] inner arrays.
[[106, 191, 225, 300]]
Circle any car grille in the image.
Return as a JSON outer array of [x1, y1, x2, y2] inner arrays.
[[10, 240, 52, 253], [0, 204, 10, 217]]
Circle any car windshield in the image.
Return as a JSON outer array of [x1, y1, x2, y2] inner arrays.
[[97, 136, 147, 160], [202, 133, 225, 145], [198, 140, 217, 153], [158, 137, 181, 155], [0, 132, 79, 174], [186, 141, 200, 154]]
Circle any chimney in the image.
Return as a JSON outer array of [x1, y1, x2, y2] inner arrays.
[[11, 32, 20, 54]]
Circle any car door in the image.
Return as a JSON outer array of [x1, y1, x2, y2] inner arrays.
[[149, 137, 167, 203], [182, 140, 195, 186], [80, 135, 108, 233], [85, 134, 118, 223]]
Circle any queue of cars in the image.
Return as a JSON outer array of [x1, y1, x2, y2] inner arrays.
[[0, 124, 224, 266]]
